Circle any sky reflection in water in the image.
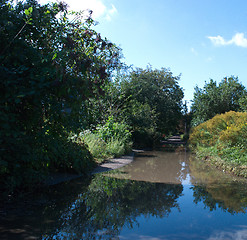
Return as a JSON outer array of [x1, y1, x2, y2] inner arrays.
[[1, 150, 247, 240]]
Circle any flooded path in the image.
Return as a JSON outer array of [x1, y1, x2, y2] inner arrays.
[[1, 150, 247, 239]]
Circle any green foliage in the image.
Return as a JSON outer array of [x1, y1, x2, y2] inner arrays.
[[84, 66, 185, 148], [96, 116, 132, 145], [81, 67, 131, 128], [121, 66, 184, 147], [191, 77, 247, 126], [79, 130, 108, 162], [189, 111, 247, 177], [79, 117, 132, 162], [239, 95, 247, 112], [0, 0, 185, 194], [0, 0, 121, 193], [106, 137, 126, 157]]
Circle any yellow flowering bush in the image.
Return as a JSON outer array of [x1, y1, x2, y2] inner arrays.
[[189, 111, 247, 177], [189, 111, 247, 148]]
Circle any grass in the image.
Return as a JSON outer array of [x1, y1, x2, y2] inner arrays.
[[80, 130, 132, 163], [194, 144, 247, 178]]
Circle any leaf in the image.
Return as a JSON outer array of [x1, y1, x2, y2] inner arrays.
[[52, 53, 57, 60], [24, 7, 33, 16]]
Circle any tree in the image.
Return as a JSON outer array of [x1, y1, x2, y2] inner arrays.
[[121, 66, 184, 146], [81, 66, 130, 128], [0, 0, 122, 192], [239, 95, 247, 112], [191, 77, 247, 126]]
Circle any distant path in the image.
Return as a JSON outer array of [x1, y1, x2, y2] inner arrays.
[[161, 135, 186, 145]]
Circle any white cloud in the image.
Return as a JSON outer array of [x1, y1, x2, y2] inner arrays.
[[69, 0, 118, 21], [39, 0, 117, 21], [208, 35, 227, 46], [230, 33, 247, 47], [67, 0, 106, 19], [208, 33, 247, 47], [208, 226, 247, 240]]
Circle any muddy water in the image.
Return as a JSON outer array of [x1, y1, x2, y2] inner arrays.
[[1, 150, 247, 240], [106, 150, 190, 184]]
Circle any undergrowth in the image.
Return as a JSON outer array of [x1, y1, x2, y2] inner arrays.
[[75, 117, 132, 163]]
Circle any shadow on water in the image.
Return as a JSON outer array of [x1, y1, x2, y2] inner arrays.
[[1, 147, 247, 239]]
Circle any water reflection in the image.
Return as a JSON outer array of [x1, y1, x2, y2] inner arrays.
[[105, 151, 190, 184], [1, 150, 247, 240], [42, 175, 183, 239], [189, 157, 247, 214]]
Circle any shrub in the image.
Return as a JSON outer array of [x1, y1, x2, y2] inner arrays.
[[79, 130, 108, 162], [0, 131, 95, 195], [96, 116, 132, 147], [80, 117, 132, 163], [189, 111, 247, 148], [189, 111, 247, 177], [106, 138, 125, 157]]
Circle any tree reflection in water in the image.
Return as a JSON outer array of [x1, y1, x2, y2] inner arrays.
[[189, 155, 247, 214], [2, 151, 247, 240], [43, 174, 183, 239]]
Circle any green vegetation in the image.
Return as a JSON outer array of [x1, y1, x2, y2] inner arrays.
[[121, 67, 184, 147], [84, 66, 185, 148], [75, 117, 132, 163], [189, 77, 247, 178], [189, 111, 247, 177], [191, 77, 247, 127], [0, 0, 122, 193], [1, 0, 246, 195], [0, 0, 184, 194]]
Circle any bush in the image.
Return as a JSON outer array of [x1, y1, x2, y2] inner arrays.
[[96, 116, 132, 146], [189, 111, 247, 148], [79, 130, 108, 162], [106, 138, 126, 157], [0, 0, 121, 195], [0, 131, 95, 195], [80, 117, 132, 163], [189, 111, 247, 177]]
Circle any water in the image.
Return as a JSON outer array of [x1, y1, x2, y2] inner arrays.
[[1, 150, 247, 240]]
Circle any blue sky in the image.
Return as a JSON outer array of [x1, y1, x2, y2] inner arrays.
[[40, 0, 247, 105]]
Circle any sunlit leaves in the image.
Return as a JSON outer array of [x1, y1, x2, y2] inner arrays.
[[191, 77, 247, 126]]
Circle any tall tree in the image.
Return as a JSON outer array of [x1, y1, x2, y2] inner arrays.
[[0, 0, 121, 191], [191, 77, 247, 126], [121, 66, 184, 144]]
